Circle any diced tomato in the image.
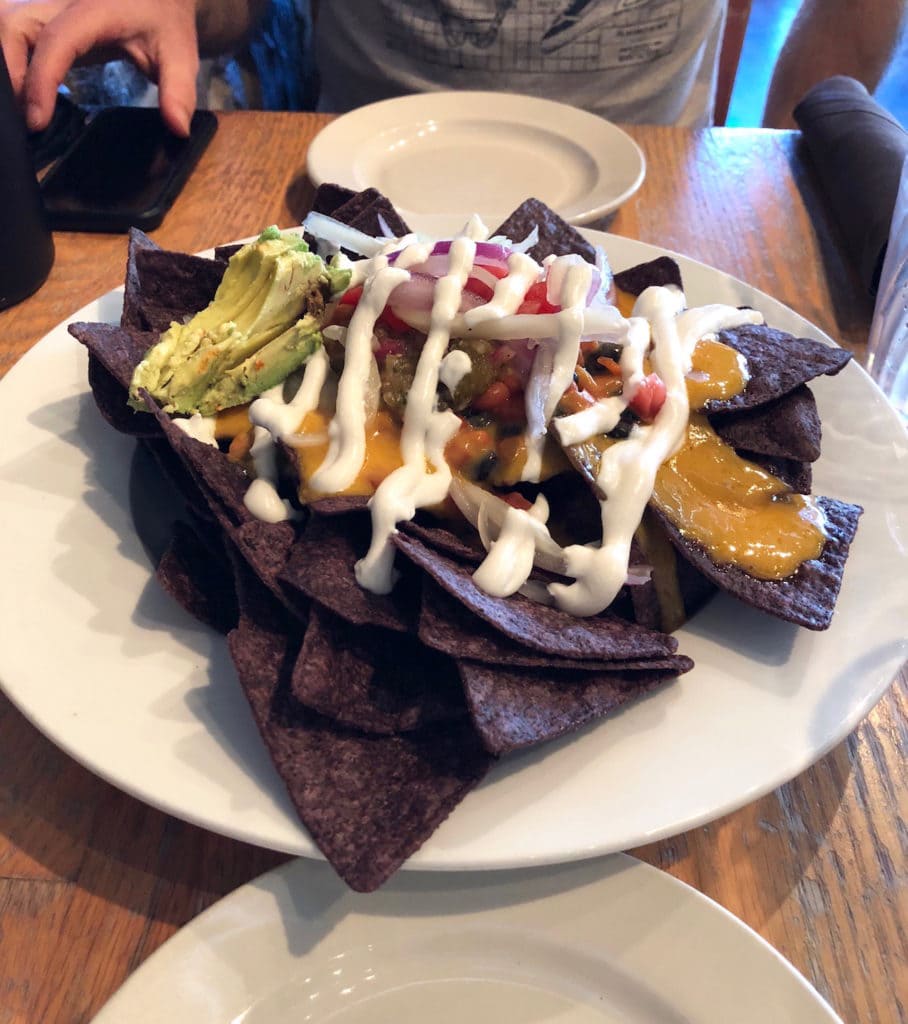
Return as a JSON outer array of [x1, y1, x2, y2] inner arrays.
[[464, 276, 495, 302], [464, 261, 509, 302], [340, 283, 413, 336], [473, 260, 510, 278], [628, 372, 667, 422], [494, 390, 527, 425], [472, 380, 511, 411], [378, 306, 412, 333], [517, 280, 560, 316], [502, 491, 533, 510]]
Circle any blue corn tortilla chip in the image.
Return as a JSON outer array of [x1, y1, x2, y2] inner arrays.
[[308, 494, 371, 516], [71, 322, 160, 436], [87, 353, 159, 437], [742, 452, 812, 494], [280, 512, 418, 633], [707, 325, 852, 414], [140, 436, 215, 523], [613, 256, 684, 296], [400, 512, 650, 628], [420, 579, 692, 673], [70, 321, 157, 390], [155, 520, 238, 634], [291, 604, 467, 734], [458, 660, 678, 756], [227, 556, 493, 892], [653, 496, 862, 630], [399, 518, 488, 565], [311, 182, 358, 215], [124, 228, 226, 333], [393, 531, 679, 661], [145, 394, 254, 529], [214, 243, 243, 262], [710, 385, 822, 462], [229, 518, 308, 619], [329, 186, 411, 238], [122, 227, 160, 330], [491, 198, 598, 264]]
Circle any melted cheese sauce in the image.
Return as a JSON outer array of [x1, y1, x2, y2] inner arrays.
[[232, 224, 827, 617], [686, 337, 749, 408], [652, 416, 826, 578], [294, 409, 403, 499]]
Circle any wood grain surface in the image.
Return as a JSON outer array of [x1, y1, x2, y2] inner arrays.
[[0, 112, 904, 1024]]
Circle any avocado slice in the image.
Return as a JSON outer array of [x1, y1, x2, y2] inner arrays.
[[129, 227, 351, 416]]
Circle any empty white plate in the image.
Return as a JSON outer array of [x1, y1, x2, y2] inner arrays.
[[307, 91, 646, 229], [91, 855, 843, 1023]]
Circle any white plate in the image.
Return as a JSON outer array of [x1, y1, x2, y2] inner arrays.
[[307, 91, 646, 230], [91, 854, 843, 1023], [1, 232, 906, 869]]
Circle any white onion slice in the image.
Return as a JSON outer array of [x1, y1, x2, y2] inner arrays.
[[449, 477, 566, 575], [376, 212, 396, 239], [301, 211, 387, 257], [510, 226, 539, 254]]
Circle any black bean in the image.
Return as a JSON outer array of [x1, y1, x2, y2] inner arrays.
[[473, 451, 499, 481], [466, 411, 493, 429], [608, 408, 640, 439]]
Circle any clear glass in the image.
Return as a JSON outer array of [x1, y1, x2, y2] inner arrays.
[[867, 155, 908, 423]]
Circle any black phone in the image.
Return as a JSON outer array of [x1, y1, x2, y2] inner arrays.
[[40, 106, 218, 233]]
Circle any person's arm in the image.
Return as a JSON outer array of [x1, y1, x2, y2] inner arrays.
[[197, 0, 269, 56], [762, 0, 908, 127], [0, 0, 267, 136]]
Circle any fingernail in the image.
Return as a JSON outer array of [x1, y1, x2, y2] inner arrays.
[[177, 105, 193, 136], [25, 102, 43, 132]]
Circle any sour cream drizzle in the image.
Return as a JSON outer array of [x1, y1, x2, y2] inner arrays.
[[249, 344, 330, 439], [241, 222, 768, 616], [244, 428, 292, 522], [310, 259, 411, 493], [552, 316, 649, 446], [241, 346, 333, 521], [355, 235, 476, 592], [549, 287, 764, 615], [523, 258, 592, 481], [175, 412, 217, 446], [462, 252, 541, 327], [439, 349, 472, 393], [473, 494, 554, 598]]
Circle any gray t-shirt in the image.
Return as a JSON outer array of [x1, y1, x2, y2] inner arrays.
[[317, 0, 726, 126]]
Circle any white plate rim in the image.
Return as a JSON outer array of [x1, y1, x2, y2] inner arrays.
[[90, 853, 844, 1024], [306, 90, 647, 225], [0, 227, 906, 871]]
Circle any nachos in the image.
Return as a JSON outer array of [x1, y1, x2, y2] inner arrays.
[[69, 189, 862, 890]]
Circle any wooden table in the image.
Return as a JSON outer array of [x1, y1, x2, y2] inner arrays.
[[0, 113, 904, 1024]]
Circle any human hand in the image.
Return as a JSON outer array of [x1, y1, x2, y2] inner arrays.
[[0, 0, 200, 135]]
